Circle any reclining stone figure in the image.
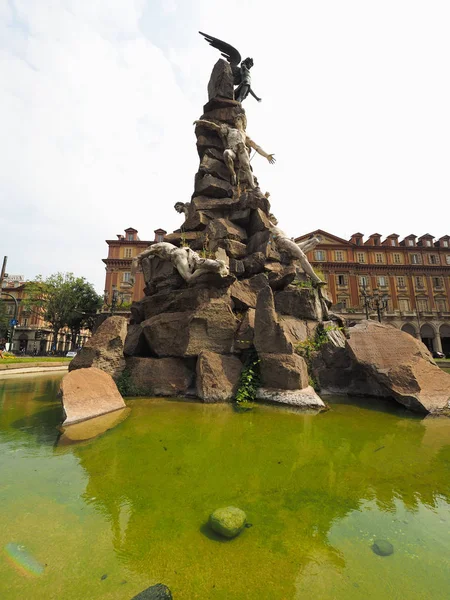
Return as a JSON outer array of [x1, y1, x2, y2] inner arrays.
[[270, 223, 324, 286], [128, 242, 229, 286]]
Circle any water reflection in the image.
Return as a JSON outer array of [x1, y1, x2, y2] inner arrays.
[[1, 377, 450, 599], [69, 397, 450, 598]]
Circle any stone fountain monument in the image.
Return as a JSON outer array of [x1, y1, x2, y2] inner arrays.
[[61, 33, 450, 421]]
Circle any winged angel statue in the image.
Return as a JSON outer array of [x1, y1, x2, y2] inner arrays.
[[199, 31, 261, 103]]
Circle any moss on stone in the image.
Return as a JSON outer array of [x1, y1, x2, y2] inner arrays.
[[209, 506, 247, 538]]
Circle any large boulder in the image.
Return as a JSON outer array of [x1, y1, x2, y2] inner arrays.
[[347, 320, 450, 414], [256, 386, 326, 410], [229, 273, 268, 310], [140, 287, 226, 320], [199, 154, 231, 182], [191, 195, 241, 212], [275, 287, 324, 321], [126, 357, 194, 396], [235, 309, 255, 350], [142, 300, 238, 357], [69, 316, 127, 379], [123, 324, 148, 357], [207, 58, 234, 100], [258, 353, 309, 390], [195, 174, 233, 198], [205, 218, 247, 242], [59, 367, 126, 425], [196, 351, 242, 402], [254, 286, 293, 354]]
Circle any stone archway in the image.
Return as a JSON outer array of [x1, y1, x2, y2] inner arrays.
[[401, 323, 417, 338], [420, 323, 436, 352], [440, 324, 450, 356]]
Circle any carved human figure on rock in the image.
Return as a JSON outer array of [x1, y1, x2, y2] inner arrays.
[[129, 242, 229, 286], [270, 224, 325, 286], [193, 114, 275, 189], [199, 32, 262, 103], [174, 202, 190, 218]]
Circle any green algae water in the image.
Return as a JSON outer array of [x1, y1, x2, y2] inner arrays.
[[1, 375, 450, 599]]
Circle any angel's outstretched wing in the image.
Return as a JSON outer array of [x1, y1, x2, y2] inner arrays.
[[199, 31, 242, 67]]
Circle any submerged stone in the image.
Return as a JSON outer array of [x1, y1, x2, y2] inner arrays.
[[209, 506, 247, 538], [371, 540, 394, 556], [131, 583, 173, 599]]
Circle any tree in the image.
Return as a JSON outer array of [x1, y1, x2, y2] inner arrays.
[[23, 273, 102, 351], [0, 300, 9, 340], [66, 279, 103, 349]]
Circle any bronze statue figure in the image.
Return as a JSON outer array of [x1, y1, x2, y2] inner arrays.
[[199, 31, 261, 103]]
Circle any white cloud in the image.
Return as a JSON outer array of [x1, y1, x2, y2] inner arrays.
[[1, 0, 450, 291]]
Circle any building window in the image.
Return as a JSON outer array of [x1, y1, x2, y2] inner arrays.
[[123, 272, 131, 283], [425, 240, 431, 247], [446, 255, 450, 265], [359, 275, 370, 288], [436, 298, 448, 312], [155, 233, 165, 242], [334, 251, 344, 262], [127, 233, 134, 241], [415, 276, 424, 289], [429, 254, 439, 265], [374, 238, 380, 246], [336, 274, 348, 287], [390, 239, 396, 246], [432, 277, 443, 288], [375, 253, 383, 264], [314, 250, 326, 261], [407, 240, 414, 246], [356, 252, 366, 263], [124, 248, 132, 258], [393, 253, 401, 264], [355, 238, 361, 246], [417, 298, 429, 312], [397, 276, 406, 288], [442, 241, 449, 247], [377, 276, 388, 288], [399, 299, 410, 312], [411, 254, 421, 265]]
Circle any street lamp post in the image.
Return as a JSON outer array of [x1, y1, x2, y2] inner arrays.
[[104, 285, 124, 316], [359, 283, 389, 323]]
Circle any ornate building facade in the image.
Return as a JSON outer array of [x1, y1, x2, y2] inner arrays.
[[296, 230, 450, 355], [103, 227, 167, 308]]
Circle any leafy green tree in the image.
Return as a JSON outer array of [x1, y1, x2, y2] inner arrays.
[[23, 273, 102, 350], [0, 300, 9, 339], [66, 279, 103, 348]]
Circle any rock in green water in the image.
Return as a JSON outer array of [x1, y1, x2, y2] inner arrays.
[[131, 583, 172, 599], [372, 540, 394, 556], [209, 506, 247, 538]]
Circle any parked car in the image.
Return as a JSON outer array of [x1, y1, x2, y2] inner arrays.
[[65, 351, 77, 358], [432, 351, 445, 359]]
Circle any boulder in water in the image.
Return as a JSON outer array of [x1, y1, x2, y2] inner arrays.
[[371, 539, 394, 556], [209, 506, 247, 538]]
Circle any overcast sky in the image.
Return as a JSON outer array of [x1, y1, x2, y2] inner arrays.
[[1, 0, 449, 292]]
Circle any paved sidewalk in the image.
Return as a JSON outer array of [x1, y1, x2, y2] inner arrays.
[[0, 365, 69, 377]]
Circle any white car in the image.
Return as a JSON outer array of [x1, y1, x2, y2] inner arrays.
[[66, 351, 78, 358]]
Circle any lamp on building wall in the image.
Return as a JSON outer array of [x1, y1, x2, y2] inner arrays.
[[359, 282, 389, 323]]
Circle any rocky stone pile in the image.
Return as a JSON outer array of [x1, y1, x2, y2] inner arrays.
[[120, 59, 325, 408], [60, 58, 450, 420]]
